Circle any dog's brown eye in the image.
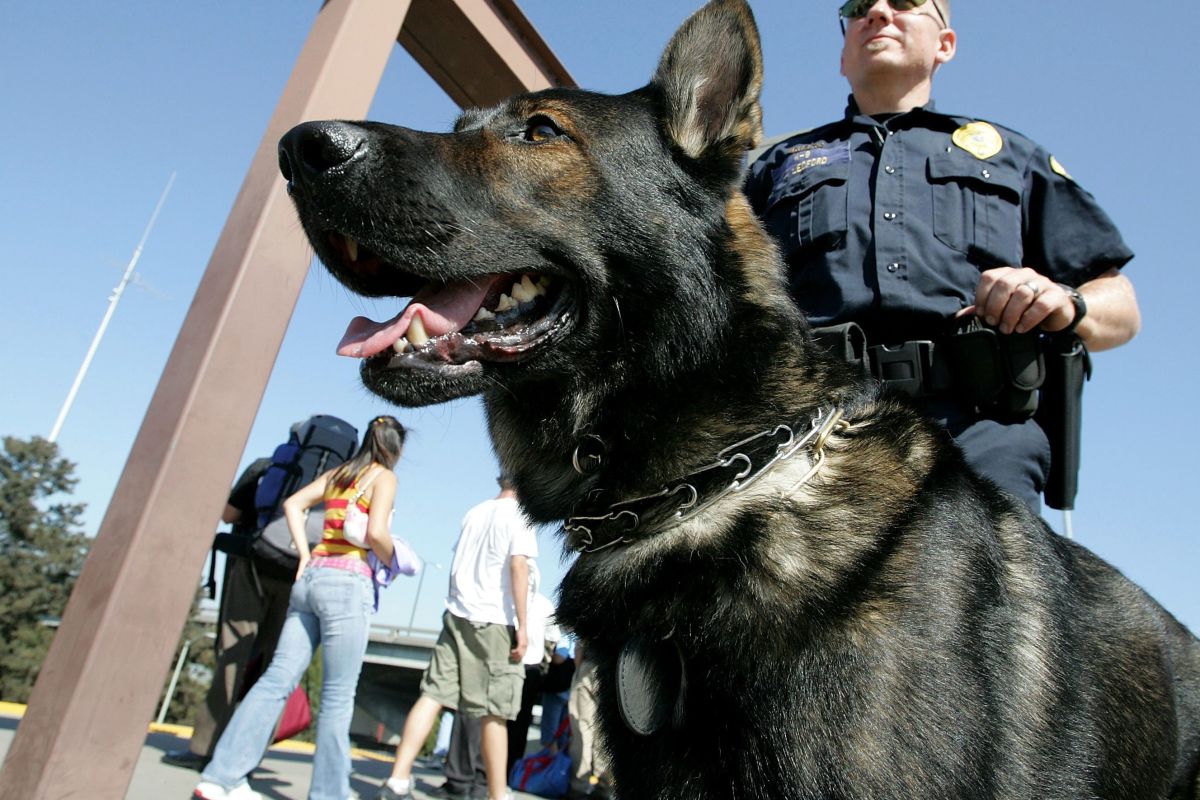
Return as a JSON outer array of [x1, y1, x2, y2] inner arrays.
[[523, 115, 563, 143]]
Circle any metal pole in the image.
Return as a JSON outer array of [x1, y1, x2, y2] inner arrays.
[[1062, 510, 1074, 540], [406, 561, 442, 635], [405, 565, 427, 636], [48, 172, 176, 443], [156, 635, 193, 725]]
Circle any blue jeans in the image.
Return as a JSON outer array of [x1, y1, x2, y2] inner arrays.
[[540, 691, 569, 745], [201, 565, 373, 800]]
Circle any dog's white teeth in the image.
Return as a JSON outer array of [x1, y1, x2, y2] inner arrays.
[[345, 237, 358, 263], [473, 306, 496, 322], [392, 337, 414, 354], [407, 316, 430, 346], [511, 279, 536, 304], [495, 293, 517, 313]]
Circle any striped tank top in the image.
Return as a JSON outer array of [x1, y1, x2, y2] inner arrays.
[[311, 468, 375, 561]]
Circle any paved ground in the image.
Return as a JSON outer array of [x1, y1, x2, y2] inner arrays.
[[0, 710, 542, 800]]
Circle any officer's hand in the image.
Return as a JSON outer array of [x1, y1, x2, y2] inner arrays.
[[968, 267, 1077, 335]]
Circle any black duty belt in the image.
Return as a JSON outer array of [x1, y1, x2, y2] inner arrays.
[[868, 339, 953, 397], [811, 322, 951, 398], [811, 321, 1044, 418]]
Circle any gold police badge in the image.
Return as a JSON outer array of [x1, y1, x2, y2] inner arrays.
[[952, 121, 1003, 160]]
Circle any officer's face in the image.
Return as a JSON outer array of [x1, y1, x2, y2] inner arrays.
[[840, 0, 955, 90]]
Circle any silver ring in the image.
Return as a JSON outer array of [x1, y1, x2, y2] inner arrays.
[[1020, 281, 1042, 297]]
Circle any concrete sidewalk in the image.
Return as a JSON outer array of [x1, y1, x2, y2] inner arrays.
[[0, 708, 542, 800]]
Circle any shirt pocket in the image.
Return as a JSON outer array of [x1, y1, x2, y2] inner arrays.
[[927, 153, 1023, 267], [763, 158, 850, 253]]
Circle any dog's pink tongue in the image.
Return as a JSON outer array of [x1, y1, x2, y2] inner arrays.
[[336, 279, 492, 358]]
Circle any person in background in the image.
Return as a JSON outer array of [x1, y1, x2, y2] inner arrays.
[[565, 640, 611, 800], [194, 416, 407, 800], [377, 475, 538, 800], [507, 561, 559, 775], [744, 0, 1140, 513], [539, 635, 574, 754], [433, 710, 455, 761], [164, 456, 287, 772]]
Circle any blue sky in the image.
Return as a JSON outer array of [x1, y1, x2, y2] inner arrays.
[[2, 1, 1196, 637]]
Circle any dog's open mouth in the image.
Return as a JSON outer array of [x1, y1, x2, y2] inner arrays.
[[329, 234, 573, 372]]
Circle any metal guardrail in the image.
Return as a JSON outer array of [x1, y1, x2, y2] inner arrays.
[[158, 613, 444, 721]]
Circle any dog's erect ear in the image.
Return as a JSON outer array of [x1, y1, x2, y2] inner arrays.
[[652, 0, 764, 162]]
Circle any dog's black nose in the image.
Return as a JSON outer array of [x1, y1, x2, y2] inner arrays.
[[278, 121, 367, 191]]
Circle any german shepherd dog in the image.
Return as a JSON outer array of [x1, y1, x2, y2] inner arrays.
[[278, 1, 1200, 796]]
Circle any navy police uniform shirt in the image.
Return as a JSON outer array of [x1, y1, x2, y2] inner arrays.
[[744, 98, 1133, 345], [744, 98, 1134, 512]]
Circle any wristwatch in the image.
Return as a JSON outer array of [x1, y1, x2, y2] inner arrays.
[[1056, 283, 1087, 334]]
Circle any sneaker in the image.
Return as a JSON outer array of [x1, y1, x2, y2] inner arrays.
[[425, 779, 486, 799], [375, 783, 414, 800], [193, 780, 263, 800], [162, 748, 209, 771]]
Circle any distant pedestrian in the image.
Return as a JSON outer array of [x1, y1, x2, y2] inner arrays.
[[163, 456, 285, 773], [565, 640, 611, 800], [507, 561, 559, 774], [376, 474, 538, 800], [195, 416, 408, 800]]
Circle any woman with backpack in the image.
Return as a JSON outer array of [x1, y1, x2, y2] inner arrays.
[[195, 415, 409, 800]]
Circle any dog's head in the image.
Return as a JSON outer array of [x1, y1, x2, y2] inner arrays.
[[278, 0, 786, 415]]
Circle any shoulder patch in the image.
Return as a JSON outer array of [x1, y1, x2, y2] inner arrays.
[[952, 121, 1003, 160], [1049, 155, 1073, 180]]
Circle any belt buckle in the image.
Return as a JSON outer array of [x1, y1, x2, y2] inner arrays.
[[869, 341, 933, 396]]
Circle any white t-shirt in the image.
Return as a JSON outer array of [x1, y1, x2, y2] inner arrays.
[[524, 592, 558, 666], [445, 496, 539, 626]]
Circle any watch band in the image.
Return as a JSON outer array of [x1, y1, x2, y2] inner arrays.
[[1056, 283, 1087, 334]]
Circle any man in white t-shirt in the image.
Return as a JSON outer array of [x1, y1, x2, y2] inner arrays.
[[506, 561, 559, 775], [378, 475, 539, 800]]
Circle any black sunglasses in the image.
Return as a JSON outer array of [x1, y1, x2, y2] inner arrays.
[[839, 0, 947, 33]]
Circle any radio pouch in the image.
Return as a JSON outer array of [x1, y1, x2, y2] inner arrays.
[[943, 319, 1044, 419]]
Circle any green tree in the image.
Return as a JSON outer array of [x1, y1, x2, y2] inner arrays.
[[0, 436, 89, 702]]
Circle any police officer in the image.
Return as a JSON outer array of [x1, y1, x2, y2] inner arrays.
[[744, 0, 1141, 512]]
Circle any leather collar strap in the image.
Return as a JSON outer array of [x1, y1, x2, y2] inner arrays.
[[565, 407, 846, 553]]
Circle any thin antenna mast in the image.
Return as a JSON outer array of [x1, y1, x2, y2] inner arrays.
[[48, 172, 176, 444]]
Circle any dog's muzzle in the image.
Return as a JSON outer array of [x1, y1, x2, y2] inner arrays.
[[278, 120, 368, 195]]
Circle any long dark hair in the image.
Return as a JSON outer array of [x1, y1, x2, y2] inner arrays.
[[329, 415, 407, 490]]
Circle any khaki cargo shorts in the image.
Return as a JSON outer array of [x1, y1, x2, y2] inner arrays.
[[420, 610, 525, 720]]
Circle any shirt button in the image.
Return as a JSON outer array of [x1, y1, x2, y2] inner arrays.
[[887, 262, 900, 272], [883, 212, 897, 221], [884, 165, 896, 174]]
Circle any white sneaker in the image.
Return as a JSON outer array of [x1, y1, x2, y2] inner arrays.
[[193, 780, 263, 800]]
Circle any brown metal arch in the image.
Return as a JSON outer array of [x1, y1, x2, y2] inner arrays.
[[0, 1, 572, 797]]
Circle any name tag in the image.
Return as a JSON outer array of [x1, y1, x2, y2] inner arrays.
[[774, 140, 851, 182]]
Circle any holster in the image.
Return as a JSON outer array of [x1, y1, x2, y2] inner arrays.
[[810, 322, 868, 375], [1035, 333, 1091, 510]]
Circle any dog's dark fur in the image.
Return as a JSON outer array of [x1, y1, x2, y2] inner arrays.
[[279, 1, 1200, 796]]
